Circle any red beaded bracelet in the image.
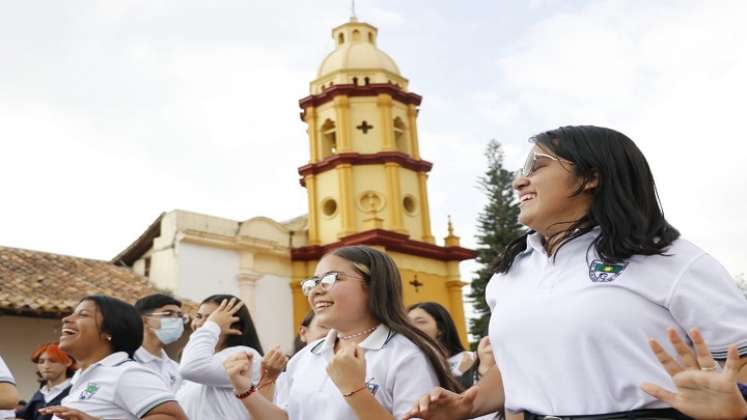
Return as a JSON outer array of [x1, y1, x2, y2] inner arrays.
[[234, 385, 256, 399]]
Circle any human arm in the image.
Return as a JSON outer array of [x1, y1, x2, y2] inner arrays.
[[403, 365, 504, 420], [179, 299, 247, 387], [141, 401, 188, 420], [640, 328, 747, 420], [0, 382, 18, 410], [257, 346, 288, 401], [326, 344, 395, 420], [223, 352, 289, 420], [0, 356, 18, 410]]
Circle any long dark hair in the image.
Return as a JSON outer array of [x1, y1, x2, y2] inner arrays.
[[201, 294, 264, 355], [408, 302, 465, 358], [81, 295, 143, 358], [495, 125, 680, 273], [331, 246, 463, 392], [293, 310, 316, 354]]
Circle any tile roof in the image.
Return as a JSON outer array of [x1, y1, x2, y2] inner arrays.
[[0, 245, 189, 318]]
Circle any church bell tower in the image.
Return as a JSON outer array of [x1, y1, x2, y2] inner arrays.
[[291, 17, 476, 344]]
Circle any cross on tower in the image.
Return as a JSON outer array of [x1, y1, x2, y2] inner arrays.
[[356, 120, 373, 134], [409, 275, 424, 293]]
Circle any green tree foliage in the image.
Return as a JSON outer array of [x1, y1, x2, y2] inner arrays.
[[467, 140, 524, 347]]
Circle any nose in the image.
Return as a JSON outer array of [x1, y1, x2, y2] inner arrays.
[[307, 284, 326, 302], [512, 174, 529, 191]]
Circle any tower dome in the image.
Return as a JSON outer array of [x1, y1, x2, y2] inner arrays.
[[311, 19, 408, 94]]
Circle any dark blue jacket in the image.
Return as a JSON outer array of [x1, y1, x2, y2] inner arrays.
[[16, 384, 72, 420]]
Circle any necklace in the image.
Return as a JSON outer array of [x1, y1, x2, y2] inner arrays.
[[338, 325, 378, 340]]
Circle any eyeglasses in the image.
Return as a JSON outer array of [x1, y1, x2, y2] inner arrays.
[[301, 271, 362, 296], [520, 150, 574, 177], [146, 310, 190, 324]]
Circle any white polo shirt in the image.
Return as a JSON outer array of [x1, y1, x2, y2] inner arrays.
[[177, 320, 261, 420], [275, 325, 440, 419], [0, 356, 15, 419], [487, 229, 747, 415], [54, 352, 176, 420], [40, 378, 72, 403], [134, 347, 182, 393]]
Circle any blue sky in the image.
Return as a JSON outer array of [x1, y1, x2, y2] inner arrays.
[[1, 0, 745, 284]]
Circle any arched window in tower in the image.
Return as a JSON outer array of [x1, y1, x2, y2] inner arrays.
[[321, 119, 337, 159], [352, 29, 361, 41], [368, 32, 374, 44], [352, 77, 358, 86], [393, 117, 409, 154], [337, 33, 345, 45]]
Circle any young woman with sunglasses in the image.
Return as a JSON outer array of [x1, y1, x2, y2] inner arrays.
[[38, 295, 187, 420], [405, 126, 747, 420], [177, 294, 264, 419], [223, 245, 461, 420]]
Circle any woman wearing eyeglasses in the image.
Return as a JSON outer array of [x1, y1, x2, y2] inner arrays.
[[134, 294, 189, 393], [405, 126, 747, 420], [177, 294, 264, 419], [222, 245, 462, 420]]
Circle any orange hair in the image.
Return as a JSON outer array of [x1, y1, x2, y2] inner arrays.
[[31, 342, 76, 369]]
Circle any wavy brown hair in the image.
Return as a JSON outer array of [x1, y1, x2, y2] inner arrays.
[[332, 246, 463, 392]]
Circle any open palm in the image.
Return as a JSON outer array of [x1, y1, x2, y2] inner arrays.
[[641, 328, 747, 420]]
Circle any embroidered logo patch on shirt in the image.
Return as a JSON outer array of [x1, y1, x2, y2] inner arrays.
[[588, 260, 627, 282], [79, 383, 100, 400]]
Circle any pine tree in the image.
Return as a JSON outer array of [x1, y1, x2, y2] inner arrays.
[[467, 140, 524, 346]]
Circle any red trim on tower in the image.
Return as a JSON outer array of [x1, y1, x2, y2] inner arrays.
[[291, 229, 477, 262], [297, 152, 432, 186], [299, 83, 422, 116]]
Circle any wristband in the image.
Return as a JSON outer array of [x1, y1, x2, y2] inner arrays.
[[342, 384, 368, 398], [234, 384, 256, 399]]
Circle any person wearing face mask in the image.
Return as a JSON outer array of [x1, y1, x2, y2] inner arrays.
[[134, 294, 188, 393]]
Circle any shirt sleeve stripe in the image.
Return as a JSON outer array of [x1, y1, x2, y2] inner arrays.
[[135, 396, 177, 418], [710, 343, 747, 359]]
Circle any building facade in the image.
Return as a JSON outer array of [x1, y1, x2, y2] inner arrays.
[[115, 17, 476, 353]]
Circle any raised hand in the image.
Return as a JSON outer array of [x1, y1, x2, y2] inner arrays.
[[38, 406, 98, 420], [457, 352, 475, 375], [641, 327, 747, 420], [327, 344, 367, 396], [207, 298, 244, 336], [223, 351, 255, 393], [261, 346, 288, 383], [402, 386, 478, 420]]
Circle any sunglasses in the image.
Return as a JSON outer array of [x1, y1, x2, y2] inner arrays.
[[300, 271, 363, 296], [520, 150, 574, 177]]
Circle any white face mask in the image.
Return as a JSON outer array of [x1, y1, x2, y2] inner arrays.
[[154, 317, 184, 345]]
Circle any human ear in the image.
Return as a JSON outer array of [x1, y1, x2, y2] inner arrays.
[[582, 171, 599, 191]]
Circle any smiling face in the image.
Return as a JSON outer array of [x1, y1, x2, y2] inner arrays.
[[307, 254, 374, 334], [513, 145, 595, 237], [190, 302, 219, 331], [59, 300, 110, 361], [407, 307, 440, 340]]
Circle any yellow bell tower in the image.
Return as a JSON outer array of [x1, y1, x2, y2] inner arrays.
[[291, 18, 476, 345]]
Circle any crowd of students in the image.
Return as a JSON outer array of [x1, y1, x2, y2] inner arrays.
[[1, 125, 746, 419]]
